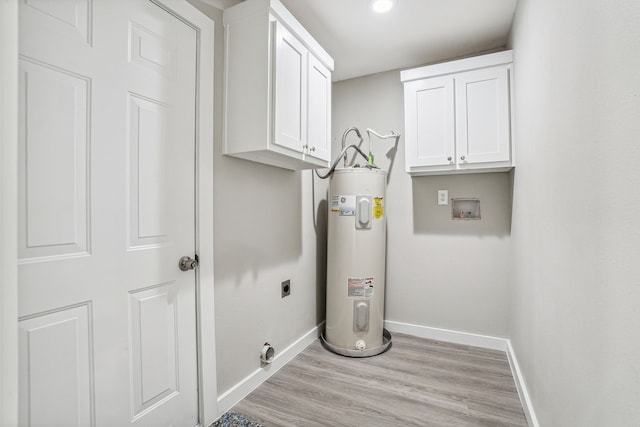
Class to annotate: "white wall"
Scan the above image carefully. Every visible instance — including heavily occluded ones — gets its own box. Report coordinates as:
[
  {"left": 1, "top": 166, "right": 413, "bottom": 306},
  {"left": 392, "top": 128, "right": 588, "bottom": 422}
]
[
  {"left": 187, "top": 1, "right": 329, "bottom": 396},
  {"left": 1, "top": 0, "right": 18, "bottom": 425},
  {"left": 509, "top": 0, "right": 640, "bottom": 424},
  {"left": 332, "top": 70, "right": 513, "bottom": 338}
]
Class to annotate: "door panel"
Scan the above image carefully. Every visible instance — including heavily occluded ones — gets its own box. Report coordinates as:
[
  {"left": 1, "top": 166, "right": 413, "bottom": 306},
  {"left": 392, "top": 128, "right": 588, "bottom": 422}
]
[
  {"left": 455, "top": 67, "right": 510, "bottom": 164},
  {"left": 22, "top": 0, "right": 91, "bottom": 45},
  {"left": 18, "top": 303, "right": 94, "bottom": 426},
  {"left": 127, "top": 93, "right": 171, "bottom": 249},
  {"left": 404, "top": 77, "right": 455, "bottom": 168},
  {"left": 274, "top": 21, "right": 307, "bottom": 153},
  {"left": 18, "top": 1, "right": 199, "bottom": 426},
  {"left": 129, "top": 283, "right": 179, "bottom": 419},
  {"left": 18, "top": 58, "right": 90, "bottom": 261},
  {"left": 129, "top": 20, "right": 178, "bottom": 79},
  {"left": 306, "top": 54, "right": 331, "bottom": 163}
]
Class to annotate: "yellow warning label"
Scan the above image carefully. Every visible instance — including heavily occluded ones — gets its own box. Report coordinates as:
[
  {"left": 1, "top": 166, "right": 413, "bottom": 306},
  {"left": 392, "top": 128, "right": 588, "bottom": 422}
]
[{"left": 373, "top": 197, "right": 384, "bottom": 219}]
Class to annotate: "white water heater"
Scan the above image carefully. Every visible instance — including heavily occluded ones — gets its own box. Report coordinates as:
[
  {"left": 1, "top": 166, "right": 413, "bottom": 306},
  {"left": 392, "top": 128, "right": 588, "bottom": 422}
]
[{"left": 323, "top": 167, "right": 391, "bottom": 357}]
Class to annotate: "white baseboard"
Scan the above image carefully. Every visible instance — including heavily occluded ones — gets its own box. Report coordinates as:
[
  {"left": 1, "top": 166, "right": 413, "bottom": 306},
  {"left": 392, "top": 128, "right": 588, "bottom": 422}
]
[
  {"left": 216, "top": 323, "right": 322, "bottom": 417},
  {"left": 506, "top": 341, "right": 540, "bottom": 427},
  {"left": 384, "top": 320, "right": 539, "bottom": 427},
  {"left": 384, "top": 320, "right": 509, "bottom": 351}
]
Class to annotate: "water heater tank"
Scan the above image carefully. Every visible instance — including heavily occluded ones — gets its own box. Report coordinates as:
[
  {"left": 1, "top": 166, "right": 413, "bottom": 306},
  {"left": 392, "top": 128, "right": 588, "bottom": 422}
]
[{"left": 323, "top": 167, "right": 391, "bottom": 357}]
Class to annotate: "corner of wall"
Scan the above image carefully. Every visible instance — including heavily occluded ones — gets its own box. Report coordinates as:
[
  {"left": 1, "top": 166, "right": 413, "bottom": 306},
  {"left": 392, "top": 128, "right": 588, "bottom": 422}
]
[{"left": 385, "top": 320, "right": 539, "bottom": 427}]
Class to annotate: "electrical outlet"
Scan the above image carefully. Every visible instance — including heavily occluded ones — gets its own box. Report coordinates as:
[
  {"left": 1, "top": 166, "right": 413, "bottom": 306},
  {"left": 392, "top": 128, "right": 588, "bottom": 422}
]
[
  {"left": 438, "top": 190, "right": 449, "bottom": 205},
  {"left": 281, "top": 280, "right": 291, "bottom": 298}
]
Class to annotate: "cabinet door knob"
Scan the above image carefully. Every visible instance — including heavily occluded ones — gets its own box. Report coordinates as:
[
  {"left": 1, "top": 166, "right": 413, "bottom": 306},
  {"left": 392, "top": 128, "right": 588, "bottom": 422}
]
[
  {"left": 447, "top": 156, "right": 452, "bottom": 161},
  {"left": 460, "top": 156, "right": 466, "bottom": 161},
  {"left": 310, "top": 146, "right": 316, "bottom": 152}
]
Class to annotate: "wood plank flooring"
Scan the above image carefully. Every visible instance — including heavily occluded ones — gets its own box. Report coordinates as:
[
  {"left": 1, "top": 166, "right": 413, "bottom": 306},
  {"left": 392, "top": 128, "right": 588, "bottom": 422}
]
[{"left": 230, "top": 332, "right": 528, "bottom": 426}]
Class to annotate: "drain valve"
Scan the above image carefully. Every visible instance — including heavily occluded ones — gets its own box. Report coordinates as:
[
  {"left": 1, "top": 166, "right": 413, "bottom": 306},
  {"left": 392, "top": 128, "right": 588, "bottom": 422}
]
[{"left": 260, "top": 342, "right": 275, "bottom": 364}]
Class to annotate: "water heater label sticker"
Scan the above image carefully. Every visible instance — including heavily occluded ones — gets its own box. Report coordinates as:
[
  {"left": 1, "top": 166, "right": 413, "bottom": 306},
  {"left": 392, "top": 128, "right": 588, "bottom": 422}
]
[
  {"left": 331, "top": 195, "right": 340, "bottom": 212},
  {"left": 337, "top": 195, "right": 356, "bottom": 216},
  {"left": 348, "top": 277, "right": 374, "bottom": 298},
  {"left": 373, "top": 197, "right": 384, "bottom": 219}
]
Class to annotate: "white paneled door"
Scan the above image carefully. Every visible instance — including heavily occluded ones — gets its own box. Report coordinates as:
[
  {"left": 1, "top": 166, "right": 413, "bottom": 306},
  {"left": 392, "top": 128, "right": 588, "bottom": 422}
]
[{"left": 18, "top": 1, "right": 199, "bottom": 426}]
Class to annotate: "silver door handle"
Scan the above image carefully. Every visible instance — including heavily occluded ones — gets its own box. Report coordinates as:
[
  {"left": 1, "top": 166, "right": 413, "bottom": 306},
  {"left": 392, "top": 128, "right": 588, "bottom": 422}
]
[{"left": 179, "top": 255, "right": 198, "bottom": 271}]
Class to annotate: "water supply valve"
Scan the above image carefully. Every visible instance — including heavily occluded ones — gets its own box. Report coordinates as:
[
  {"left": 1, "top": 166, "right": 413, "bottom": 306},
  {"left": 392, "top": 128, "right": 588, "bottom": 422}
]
[{"left": 260, "top": 342, "right": 275, "bottom": 364}]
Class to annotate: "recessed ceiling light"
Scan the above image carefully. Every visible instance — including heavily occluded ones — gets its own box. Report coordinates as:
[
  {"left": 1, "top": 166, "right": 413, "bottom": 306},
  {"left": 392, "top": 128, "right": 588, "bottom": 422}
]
[{"left": 370, "top": 0, "right": 396, "bottom": 14}]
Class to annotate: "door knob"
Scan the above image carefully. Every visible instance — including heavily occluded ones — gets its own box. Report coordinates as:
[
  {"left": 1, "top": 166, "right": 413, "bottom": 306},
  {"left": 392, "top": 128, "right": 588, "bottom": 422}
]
[
  {"left": 179, "top": 255, "right": 198, "bottom": 271},
  {"left": 460, "top": 156, "right": 466, "bottom": 161},
  {"left": 447, "top": 156, "right": 452, "bottom": 161}
]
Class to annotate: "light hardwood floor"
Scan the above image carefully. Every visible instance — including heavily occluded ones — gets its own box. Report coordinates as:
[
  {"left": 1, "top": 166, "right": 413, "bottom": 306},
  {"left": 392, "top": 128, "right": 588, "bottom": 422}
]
[{"left": 231, "top": 332, "right": 528, "bottom": 426}]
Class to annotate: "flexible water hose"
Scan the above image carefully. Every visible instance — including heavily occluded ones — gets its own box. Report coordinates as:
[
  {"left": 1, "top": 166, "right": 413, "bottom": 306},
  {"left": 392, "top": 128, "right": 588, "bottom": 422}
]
[{"left": 314, "top": 144, "right": 373, "bottom": 179}]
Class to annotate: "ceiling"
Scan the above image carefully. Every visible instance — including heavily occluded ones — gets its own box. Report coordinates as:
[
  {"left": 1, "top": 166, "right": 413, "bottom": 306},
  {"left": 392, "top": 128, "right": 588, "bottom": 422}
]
[{"left": 204, "top": 0, "right": 518, "bottom": 82}]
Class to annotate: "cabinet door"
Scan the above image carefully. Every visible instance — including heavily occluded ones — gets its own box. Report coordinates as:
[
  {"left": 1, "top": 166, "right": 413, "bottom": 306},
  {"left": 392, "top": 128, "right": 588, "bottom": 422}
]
[
  {"left": 455, "top": 66, "right": 510, "bottom": 165},
  {"left": 306, "top": 54, "right": 331, "bottom": 163},
  {"left": 404, "top": 76, "right": 455, "bottom": 168},
  {"left": 273, "top": 21, "right": 307, "bottom": 153}
]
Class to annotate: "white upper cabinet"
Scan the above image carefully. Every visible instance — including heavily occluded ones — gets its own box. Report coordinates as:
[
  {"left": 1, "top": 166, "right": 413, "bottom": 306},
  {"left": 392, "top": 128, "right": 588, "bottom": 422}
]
[
  {"left": 401, "top": 51, "right": 514, "bottom": 175},
  {"left": 223, "top": 0, "right": 333, "bottom": 170}
]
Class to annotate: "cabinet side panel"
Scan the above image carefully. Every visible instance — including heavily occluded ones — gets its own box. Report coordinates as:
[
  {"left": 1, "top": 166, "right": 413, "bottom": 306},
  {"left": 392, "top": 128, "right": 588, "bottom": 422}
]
[{"left": 224, "top": 14, "right": 270, "bottom": 154}]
